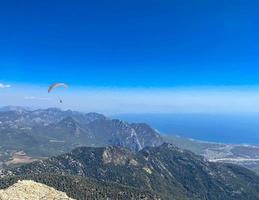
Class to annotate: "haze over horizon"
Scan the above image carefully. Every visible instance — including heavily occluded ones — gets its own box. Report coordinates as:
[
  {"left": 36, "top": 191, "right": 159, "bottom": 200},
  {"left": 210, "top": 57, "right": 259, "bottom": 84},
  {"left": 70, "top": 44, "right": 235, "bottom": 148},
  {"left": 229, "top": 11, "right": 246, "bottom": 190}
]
[{"left": 2, "top": 86, "right": 259, "bottom": 114}]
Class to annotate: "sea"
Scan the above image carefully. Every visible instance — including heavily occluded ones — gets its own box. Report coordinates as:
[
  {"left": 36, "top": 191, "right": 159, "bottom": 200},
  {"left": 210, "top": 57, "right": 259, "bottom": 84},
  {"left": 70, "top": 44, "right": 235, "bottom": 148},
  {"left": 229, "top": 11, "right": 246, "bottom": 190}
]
[{"left": 112, "top": 113, "right": 259, "bottom": 145}]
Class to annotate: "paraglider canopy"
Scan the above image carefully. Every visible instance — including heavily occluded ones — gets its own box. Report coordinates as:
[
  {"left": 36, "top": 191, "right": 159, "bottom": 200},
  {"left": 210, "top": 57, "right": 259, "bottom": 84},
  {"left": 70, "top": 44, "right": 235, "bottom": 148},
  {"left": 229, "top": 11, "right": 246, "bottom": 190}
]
[
  {"left": 48, "top": 83, "right": 68, "bottom": 103},
  {"left": 48, "top": 83, "right": 68, "bottom": 93}
]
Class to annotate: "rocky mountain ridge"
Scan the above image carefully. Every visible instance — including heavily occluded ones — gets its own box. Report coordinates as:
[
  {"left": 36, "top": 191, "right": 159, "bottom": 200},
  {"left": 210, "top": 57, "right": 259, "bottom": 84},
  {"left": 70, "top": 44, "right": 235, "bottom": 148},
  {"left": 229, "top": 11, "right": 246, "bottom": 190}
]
[{"left": 2, "top": 144, "right": 259, "bottom": 200}]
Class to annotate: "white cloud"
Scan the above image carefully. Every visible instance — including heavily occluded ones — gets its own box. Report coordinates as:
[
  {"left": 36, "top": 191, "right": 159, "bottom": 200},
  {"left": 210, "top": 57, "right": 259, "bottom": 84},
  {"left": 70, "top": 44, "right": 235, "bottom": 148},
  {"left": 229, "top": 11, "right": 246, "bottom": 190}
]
[
  {"left": 0, "top": 83, "right": 11, "bottom": 88},
  {"left": 24, "top": 96, "right": 50, "bottom": 101}
]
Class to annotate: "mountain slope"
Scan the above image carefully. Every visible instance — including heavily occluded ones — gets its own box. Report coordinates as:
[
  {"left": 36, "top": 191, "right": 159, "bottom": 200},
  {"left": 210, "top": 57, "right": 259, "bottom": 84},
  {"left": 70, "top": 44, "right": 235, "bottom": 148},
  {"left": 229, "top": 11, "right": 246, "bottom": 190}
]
[
  {"left": 2, "top": 144, "right": 259, "bottom": 200},
  {"left": 87, "top": 119, "right": 142, "bottom": 151},
  {"left": 0, "top": 174, "right": 159, "bottom": 200},
  {"left": 131, "top": 123, "right": 163, "bottom": 148}
]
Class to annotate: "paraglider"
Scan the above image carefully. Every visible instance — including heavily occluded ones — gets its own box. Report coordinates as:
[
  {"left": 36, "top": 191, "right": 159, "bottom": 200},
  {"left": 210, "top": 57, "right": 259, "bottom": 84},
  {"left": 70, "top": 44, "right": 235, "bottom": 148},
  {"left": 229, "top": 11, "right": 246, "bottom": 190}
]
[{"left": 48, "top": 83, "right": 68, "bottom": 103}]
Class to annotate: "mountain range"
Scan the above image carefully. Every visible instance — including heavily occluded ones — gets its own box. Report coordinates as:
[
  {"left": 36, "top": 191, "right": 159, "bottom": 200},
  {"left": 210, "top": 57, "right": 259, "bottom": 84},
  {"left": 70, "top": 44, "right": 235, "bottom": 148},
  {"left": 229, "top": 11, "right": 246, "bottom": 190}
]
[
  {"left": 1, "top": 144, "right": 259, "bottom": 200},
  {"left": 1, "top": 106, "right": 259, "bottom": 176},
  {"left": 1, "top": 106, "right": 259, "bottom": 199},
  {"left": 0, "top": 106, "right": 162, "bottom": 168}
]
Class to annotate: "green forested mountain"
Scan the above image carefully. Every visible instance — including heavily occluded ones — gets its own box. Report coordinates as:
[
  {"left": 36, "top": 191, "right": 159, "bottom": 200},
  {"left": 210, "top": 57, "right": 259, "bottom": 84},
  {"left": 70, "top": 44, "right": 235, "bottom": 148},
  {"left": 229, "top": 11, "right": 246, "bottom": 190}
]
[{"left": 2, "top": 144, "right": 259, "bottom": 200}]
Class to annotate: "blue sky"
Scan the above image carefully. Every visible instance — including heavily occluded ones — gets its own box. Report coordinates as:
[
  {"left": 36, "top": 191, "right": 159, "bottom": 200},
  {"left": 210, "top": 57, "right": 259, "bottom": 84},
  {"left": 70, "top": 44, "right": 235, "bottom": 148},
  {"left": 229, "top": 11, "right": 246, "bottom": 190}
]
[{"left": 1, "top": 0, "right": 259, "bottom": 113}]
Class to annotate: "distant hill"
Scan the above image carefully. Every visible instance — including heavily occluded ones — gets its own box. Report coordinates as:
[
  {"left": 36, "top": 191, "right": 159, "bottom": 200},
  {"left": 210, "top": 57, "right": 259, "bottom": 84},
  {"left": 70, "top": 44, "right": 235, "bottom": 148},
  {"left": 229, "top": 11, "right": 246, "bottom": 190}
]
[
  {"left": 2, "top": 144, "right": 259, "bottom": 200},
  {"left": 0, "top": 106, "right": 30, "bottom": 113},
  {"left": 0, "top": 108, "right": 163, "bottom": 168}
]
